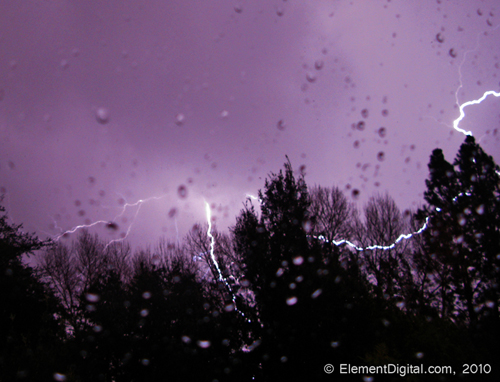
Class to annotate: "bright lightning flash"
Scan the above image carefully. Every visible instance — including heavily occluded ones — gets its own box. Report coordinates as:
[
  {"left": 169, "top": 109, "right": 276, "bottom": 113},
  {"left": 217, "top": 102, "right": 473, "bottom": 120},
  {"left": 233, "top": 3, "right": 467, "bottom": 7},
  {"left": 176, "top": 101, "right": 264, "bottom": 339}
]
[
  {"left": 204, "top": 201, "right": 248, "bottom": 321},
  {"left": 53, "top": 194, "right": 167, "bottom": 248},
  {"left": 453, "top": 90, "right": 500, "bottom": 136}
]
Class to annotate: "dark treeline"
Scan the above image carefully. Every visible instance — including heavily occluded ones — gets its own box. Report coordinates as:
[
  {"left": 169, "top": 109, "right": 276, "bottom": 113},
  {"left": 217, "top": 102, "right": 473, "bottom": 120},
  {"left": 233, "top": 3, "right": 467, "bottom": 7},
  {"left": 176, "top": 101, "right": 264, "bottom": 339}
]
[{"left": 1, "top": 136, "right": 499, "bottom": 381}]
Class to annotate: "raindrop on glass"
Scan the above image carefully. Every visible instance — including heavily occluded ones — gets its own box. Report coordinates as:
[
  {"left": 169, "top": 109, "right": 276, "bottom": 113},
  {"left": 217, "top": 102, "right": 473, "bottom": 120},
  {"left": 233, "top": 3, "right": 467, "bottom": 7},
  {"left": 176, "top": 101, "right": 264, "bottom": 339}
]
[
  {"left": 356, "top": 121, "right": 365, "bottom": 131},
  {"left": 377, "top": 151, "right": 385, "bottom": 161},
  {"left": 277, "top": 119, "right": 286, "bottom": 131},
  {"left": 197, "top": 340, "right": 211, "bottom": 348},
  {"left": 177, "top": 185, "right": 188, "bottom": 198},
  {"left": 95, "top": 107, "right": 110, "bottom": 124},
  {"left": 286, "top": 296, "right": 298, "bottom": 306},
  {"left": 85, "top": 293, "right": 100, "bottom": 303},
  {"left": 306, "top": 72, "right": 316, "bottom": 83},
  {"left": 378, "top": 127, "right": 386, "bottom": 138},
  {"left": 361, "top": 108, "right": 369, "bottom": 118},
  {"left": 175, "top": 113, "right": 185, "bottom": 126},
  {"left": 314, "top": 60, "right": 324, "bottom": 70}
]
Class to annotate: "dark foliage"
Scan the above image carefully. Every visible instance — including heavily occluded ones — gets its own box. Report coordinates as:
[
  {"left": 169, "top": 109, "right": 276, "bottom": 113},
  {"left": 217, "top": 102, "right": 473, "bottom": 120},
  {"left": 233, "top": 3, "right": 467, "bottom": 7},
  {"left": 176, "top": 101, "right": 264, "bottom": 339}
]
[{"left": 1, "top": 136, "right": 498, "bottom": 381}]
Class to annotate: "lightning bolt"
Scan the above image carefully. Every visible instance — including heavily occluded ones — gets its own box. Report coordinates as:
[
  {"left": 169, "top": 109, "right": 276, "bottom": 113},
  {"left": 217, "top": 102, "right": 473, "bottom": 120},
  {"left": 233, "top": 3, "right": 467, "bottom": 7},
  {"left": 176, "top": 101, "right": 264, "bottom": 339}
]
[
  {"left": 204, "top": 201, "right": 249, "bottom": 322},
  {"left": 53, "top": 194, "right": 168, "bottom": 248}
]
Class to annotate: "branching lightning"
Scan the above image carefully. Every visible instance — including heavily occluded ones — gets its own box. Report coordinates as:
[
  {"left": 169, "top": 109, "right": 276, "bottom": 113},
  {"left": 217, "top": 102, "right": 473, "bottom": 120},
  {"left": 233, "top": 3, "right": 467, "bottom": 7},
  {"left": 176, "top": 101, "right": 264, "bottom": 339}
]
[
  {"left": 204, "top": 201, "right": 249, "bottom": 321},
  {"left": 452, "top": 90, "right": 500, "bottom": 136},
  {"left": 53, "top": 194, "right": 167, "bottom": 248}
]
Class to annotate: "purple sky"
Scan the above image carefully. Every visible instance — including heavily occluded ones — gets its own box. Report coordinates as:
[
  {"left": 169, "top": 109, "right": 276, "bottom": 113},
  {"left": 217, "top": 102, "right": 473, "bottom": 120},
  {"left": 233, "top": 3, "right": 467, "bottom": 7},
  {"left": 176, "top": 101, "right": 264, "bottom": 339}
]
[{"left": 1, "top": 0, "right": 499, "bottom": 249}]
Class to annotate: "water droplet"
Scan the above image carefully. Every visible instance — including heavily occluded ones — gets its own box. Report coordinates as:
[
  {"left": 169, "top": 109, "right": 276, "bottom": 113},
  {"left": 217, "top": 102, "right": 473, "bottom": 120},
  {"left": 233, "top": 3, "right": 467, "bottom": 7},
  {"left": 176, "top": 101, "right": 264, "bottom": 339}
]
[
  {"left": 475, "top": 205, "right": 484, "bottom": 215},
  {"left": 361, "top": 108, "right": 369, "bottom": 118},
  {"left": 276, "top": 268, "right": 284, "bottom": 277},
  {"left": 60, "top": 59, "right": 69, "bottom": 69},
  {"left": 356, "top": 121, "right": 365, "bottom": 131},
  {"left": 53, "top": 373, "right": 67, "bottom": 381},
  {"left": 85, "top": 293, "right": 100, "bottom": 303},
  {"left": 289, "top": 282, "right": 296, "bottom": 290},
  {"left": 182, "top": 335, "right": 191, "bottom": 344},
  {"left": 381, "top": 109, "right": 389, "bottom": 117},
  {"left": 286, "top": 296, "right": 298, "bottom": 306},
  {"left": 175, "top": 113, "right": 185, "bottom": 126},
  {"left": 234, "top": 5, "right": 243, "bottom": 13},
  {"left": 142, "top": 359, "right": 150, "bottom": 366},
  {"left": 377, "top": 151, "right": 385, "bottom": 161},
  {"left": 351, "top": 189, "right": 360, "bottom": 200},
  {"left": 363, "top": 377, "right": 374, "bottom": 382},
  {"left": 378, "top": 127, "right": 386, "bottom": 138},
  {"left": 197, "top": 340, "right": 211, "bottom": 348},
  {"left": 276, "top": 7, "right": 285, "bottom": 17},
  {"left": 95, "top": 107, "right": 110, "bottom": 124},
  {"left": 177, "top": 185, "right": 188, "bottom": 198},
  {"left": 306, "top": 72, "right": 316, "bottom": 83},
  {"left": 224, "top": 303, "right": 235, "bottom": 312},
  {"left": 93, "top": 325, "right": 103, "bottom": 333},
  {"left": 330, "top": 341, "right": 340, "bottom": 348},
  {"left": 220, "top": 110, "right": 229, "bottom": 118},
  {"left": 106, "top": 222, "right": 119, "bottom": 231},
  {"left": 353, "top": 140, "right": 360, "bottom": 148},
  {"left": 280, "top": 356, "right": 288, "bottom": 362},
  {"left": 415, "top": 352, "right": 424, "bottom": 359},
  {"left": 436, "top": 33, "right": 445, "bottom": 43},
  {"left": 314, "top": 60, "right": 324, "bottom": 70},
  {"left": 449, "top": 48, "right": 457, "bottom": 58},
  {"left": 293, "top": 256, "right": 304, "bottom": 265},
  {"left": 142, "top": 291, "right": 152, "bottom": 299},
  {"left": 311, "top": 289, "right": 322, "bottom": 299},
  {"left": 277, "top": 119, "right": 286, "bottom": 131},
  {"left": 140, "top": 309, "right": 149, "bottom": 317}
]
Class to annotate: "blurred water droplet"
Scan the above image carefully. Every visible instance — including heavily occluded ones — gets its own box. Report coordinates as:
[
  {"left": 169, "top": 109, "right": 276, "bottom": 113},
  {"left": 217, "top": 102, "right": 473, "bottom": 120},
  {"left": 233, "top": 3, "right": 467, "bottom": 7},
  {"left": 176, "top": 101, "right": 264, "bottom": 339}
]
[
  {"left": 377, "top": 151, "right": 385, "bottom": 161},
  {"left": 220, "top": 110, "right": 229, "bottom": 118},
  {"left": 276, "top": 268, "right": 284, "bottom": 277},
  {"left": 286, "top": 296, "right": 298, "bottom": 306},
  {"left": 330, "top": 341, "right": 340, "bottom": 348},
  {"left": 140, "top": 309, "right": 149, "bottom": 317},
  {"left": 293, "top": 256, "right": 304, "bottom": 265},
  {"left": 351, "top": 189, "right": 360, "bottom": 200},
  {"left": 306, "top": 72, "right": 316, "bottom": 83},
  {"left": 168, "top": 208, "right": 178, "bottom": 218},
  {"left": 96, "top": 107, "right": 110, "bottom": 124},
  {"left": 449, "top": 48, "right": 457, "bottom": 58},
  {"left": 197, "top": 340, "right": 211, "bottom": 348},
  {"left": 142, "top": 291, "right": 152, "bottom": 299},
  {"left": 60, "top": 59, "right": 69, "bottom": 69},
  {"left": 378, "top": 127, "right": 386, "bottom": 138},
  {"left": 175, "top": 113, "right": 185, "bottom": 126},
  {"left": 142, "top": 359, "right": 150, "bottom": 366},
  {"left": 475, "top": 204, "right": 484, "bottom": 215},
  {"left": 363, "top": 377, "right": 374, "bottom": 382},
  {"left": 381, "top": 109, "right": 389, "bottom": 117},
  {"left": 224, "top": 303, "right": 235, "bottom": 312},
  {"left": 311, "top": 289, "right": 322, "bottom": 299},
  {"left": 277, "top": 119, "right": 286, "bottom": 131},
  {"left": 436, "top": 33, "right": 445, "bottom": 43},
  {"left": 85, "top": 293, "right": 100, "bottom": 303},
  {"left": 361, "top": 108, "right": 369, "bottom": 118},
  {"left": 53, "top": 373, "right": 67, "bottom": 381},
  {"left": 314, "top": 60, "right": 324, "bottom": 70},
  {"left": 177, "top": 185, "right": 188, "bottom": 198},
  {"left": 234, "top": 5, "right": 243, "bottom": 13},
  {"left": 182, "top": 335, "right": 191, "bottom": 344},
  {"left": 356, "top": 121, "right": 365, "bottom": 131},
  {"left": 415, "top": 352, "right": 424, "bottom": 359},
  {"left": 276, "top": 7, "right": 285, "bottom": 16}
]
